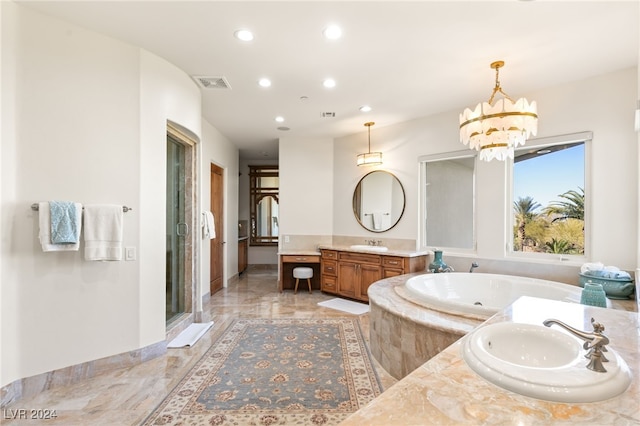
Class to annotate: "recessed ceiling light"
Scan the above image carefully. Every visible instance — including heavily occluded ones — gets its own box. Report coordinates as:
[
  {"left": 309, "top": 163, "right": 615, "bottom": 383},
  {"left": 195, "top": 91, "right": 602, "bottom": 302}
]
[
  {"left": 275, "top": 116, "right": 284, "bottom": 123},
  {"left": 277, "top": 126, "right": 290, "bottom": 131},
  {"left": 323, "top": 24, "right": 342, "bottom": 40},
  {"left": 234, "top": 29, "right": 254, "bottom": 41},
  {"left": 359, "top": 105, "right": 372, "bottom": 112},
  {"left": 323, "top": 78, "right": 336, "bottom": 88},
  {"left": 258, "top": 78, "right": 271, "bottom": 87},
  {"left": 536, "top": 149, "right": 552, "bottom": 154}
]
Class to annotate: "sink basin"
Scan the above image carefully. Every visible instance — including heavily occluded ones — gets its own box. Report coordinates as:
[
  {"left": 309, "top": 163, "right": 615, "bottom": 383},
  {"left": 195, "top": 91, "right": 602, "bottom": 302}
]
[
  {"left": 349, "top": 245, "right": 388, "bottom": 252},
  {"left": 462, "top": 322, "right": 632, "bottom": 403}
]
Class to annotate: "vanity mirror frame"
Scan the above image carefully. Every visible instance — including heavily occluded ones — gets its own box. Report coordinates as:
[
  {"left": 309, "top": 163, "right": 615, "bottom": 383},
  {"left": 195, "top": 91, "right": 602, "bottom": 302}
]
[
  {"left": 249, "top": 165, "right": 279, "bottom": 246},
  {"left": 352, "top": 170, "right": 406, "bottom": 233}
]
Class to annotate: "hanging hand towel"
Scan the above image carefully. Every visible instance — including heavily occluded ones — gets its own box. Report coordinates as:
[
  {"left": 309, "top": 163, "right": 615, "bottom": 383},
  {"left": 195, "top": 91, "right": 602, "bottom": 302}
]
[
  {"left": 38, "top": 201, "right": 82, "bottom": 252},
  {"left": 372, "top": 212, "right": 383, "bottom": 230},
  {"left": 202, "top": 211, "right": 216, "bottom": 240},
  {"left": 83, "top": 204, "right": 123, "bottom": 261},
  {"left": 50, "top": 201, "right": 81, "bottom": 244}
]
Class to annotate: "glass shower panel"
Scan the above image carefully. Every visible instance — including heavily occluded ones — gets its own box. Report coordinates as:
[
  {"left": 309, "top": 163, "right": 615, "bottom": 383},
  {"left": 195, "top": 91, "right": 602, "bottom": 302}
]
[{"left": 166, "top": 137, "right": 186, "bottom": 324}]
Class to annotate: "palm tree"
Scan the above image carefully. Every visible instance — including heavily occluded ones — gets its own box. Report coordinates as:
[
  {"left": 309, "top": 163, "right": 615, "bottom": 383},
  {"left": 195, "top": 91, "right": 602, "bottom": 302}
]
[
  {"left": 544, "top": 238, "right": 574, "bottom": 254},
  {"left": 544, "top": 187, "right": 584, "bottom": 222},
  {"left": 514, "top": 196, "right": 541, "bottom": 250}
]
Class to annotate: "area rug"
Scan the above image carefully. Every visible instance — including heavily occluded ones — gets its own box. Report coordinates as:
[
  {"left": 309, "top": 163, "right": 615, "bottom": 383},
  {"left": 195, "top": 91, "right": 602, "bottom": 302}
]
[
  {"left": 317, "top": 298, "right": 370, "bottom": 315},
  {"left": 142, "top": 318, "right": 382, "bottom": 426}
]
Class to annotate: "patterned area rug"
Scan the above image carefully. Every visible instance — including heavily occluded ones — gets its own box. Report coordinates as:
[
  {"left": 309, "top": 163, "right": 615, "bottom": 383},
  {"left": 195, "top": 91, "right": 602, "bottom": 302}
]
[{"left": 142, "top": 318, "right": 382, "bottom": 426}]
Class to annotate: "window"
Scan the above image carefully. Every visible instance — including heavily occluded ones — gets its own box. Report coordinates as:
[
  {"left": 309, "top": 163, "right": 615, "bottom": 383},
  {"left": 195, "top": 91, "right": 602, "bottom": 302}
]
[
  {"left": 249, "top": 165, "right": 279, "bottom": 246},
  {"left": 420, "top": 152, "right": 476, "bottom": 250},
  {"left": 510, "top": 132, "right": 590, "bottom": 258}
]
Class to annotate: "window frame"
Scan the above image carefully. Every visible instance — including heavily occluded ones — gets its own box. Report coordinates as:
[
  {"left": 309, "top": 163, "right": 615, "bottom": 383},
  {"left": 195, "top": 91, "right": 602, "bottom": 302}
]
[
  {"left": 506, "top": 131, "right": 592, "bottom": 263},
  {"left": 418, "top": 150, "right": 477, "bottom": 254}
]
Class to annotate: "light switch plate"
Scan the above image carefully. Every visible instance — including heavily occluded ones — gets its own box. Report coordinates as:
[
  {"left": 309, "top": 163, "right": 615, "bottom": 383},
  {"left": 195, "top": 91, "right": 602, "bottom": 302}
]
[{"left": 125, "top": 247, "right": 136, "bottom": 261}]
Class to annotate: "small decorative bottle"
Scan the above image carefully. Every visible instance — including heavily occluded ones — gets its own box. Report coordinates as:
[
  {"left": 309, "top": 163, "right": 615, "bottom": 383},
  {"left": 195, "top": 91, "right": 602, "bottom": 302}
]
[
  {"left": 428, "top": 250, "right": 448, "bottom": 273},
  {"left": 580, "top": 282, "right": 607, "bottom": 308}
]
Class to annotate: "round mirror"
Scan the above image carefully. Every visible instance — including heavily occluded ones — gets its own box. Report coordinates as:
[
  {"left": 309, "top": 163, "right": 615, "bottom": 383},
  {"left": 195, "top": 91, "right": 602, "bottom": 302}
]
[{"left": 352, "top": 170, "right": 406, "bottom": 233}]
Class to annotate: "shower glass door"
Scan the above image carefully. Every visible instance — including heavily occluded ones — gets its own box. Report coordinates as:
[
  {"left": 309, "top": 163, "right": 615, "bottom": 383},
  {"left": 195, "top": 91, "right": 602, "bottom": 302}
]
[{"left": 166, "top": 136, "right": 186, "bottom": 324}]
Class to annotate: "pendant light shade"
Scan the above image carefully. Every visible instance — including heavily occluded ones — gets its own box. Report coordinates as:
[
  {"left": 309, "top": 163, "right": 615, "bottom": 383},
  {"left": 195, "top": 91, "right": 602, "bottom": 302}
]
[
  {"left": 459, "top": 61, "right": 538, "bottom": 161},
  {"left": 357, "top": 122, "right": 383, "bottom": 166}
]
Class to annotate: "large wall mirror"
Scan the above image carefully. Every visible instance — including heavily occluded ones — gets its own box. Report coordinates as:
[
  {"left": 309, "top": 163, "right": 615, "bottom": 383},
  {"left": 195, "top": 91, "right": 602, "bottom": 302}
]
[
  {"left": 420, "top": 153, "right": 475, "bottom": 249},
  {"left": 353, "top": 170, "right": 406, "bottom": 233},
  {"left": 249, "top": 165, "right": 279, "bottom": 246}
]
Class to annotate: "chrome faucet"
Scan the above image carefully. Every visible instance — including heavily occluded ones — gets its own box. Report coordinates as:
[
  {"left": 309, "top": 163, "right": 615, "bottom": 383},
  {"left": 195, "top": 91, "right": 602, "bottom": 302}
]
[
  {"left": 469, "top": 262, "right": 479, "bottom": 273},
  {"left": 543, "top": 317, "right": 610, "bottom": 373},
  {"left": 365, "top": 239, "right": 382, "bottom": 246},
  {"left": 436, "top": 265, "right": 454, "bottom": 273}
]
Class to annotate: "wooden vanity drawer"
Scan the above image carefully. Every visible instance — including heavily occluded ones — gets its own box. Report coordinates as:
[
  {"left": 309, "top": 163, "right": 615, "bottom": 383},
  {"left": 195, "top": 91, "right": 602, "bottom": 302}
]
[
  {"left": 281, "top": 255, "right": 320, "bottom": 263},
  {"left": 338, "top": 251, "right": 381, "bottom": 265},
  {"left": 321, "top": 275, "right": 337, "bottom": 292},
  {"left": 321, "top": 250, "right": 337, "bottom": 260},
  {"left": 382, "top": 256, "right": 405, "bottom": 269},
  {"left": 322, "top": 260, "right": 337, "bottom": 276}
]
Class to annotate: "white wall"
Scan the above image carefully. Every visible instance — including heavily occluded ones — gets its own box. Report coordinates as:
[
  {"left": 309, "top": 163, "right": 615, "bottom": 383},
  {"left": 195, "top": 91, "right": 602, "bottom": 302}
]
[
  {"left": 1, "top": 3, "right": 203, "bottom": 386},
  {"left": 279, "top": 137, "right": 334, "bottom": 238},
  {"left": 200, "top": 120, "right": 239, "bottom": 293},
  {"left": 333, "top": 68, "right": 638, "bottom": 269}
]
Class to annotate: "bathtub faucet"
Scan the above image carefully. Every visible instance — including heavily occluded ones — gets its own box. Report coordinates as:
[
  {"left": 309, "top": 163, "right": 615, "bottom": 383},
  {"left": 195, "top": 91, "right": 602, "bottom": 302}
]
[
  {"left": 543, "top": 317, "right": 610, "bottom": 373},
  {"left": 436, "top": 265, "right": 454, "bottom": 273},
  {"left": 469, "top": 262, "right": 479, "bottom": 273}
]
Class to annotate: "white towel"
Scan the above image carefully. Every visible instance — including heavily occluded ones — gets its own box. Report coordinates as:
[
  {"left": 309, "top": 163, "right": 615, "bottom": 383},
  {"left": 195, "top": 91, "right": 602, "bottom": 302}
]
[
  {"left": 202, "top": 211, "right": 215, "bottom": 240},
  {"left": 38, "top": 201, "right": 82, "bottom": 252},
  {"left": 83, "top": 204, "right": 123, "bottom": 261}
]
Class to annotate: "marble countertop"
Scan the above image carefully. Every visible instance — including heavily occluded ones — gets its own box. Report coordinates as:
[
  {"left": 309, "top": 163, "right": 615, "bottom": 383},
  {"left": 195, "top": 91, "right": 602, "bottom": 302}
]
[
  {"left": 341, "top": 296, "right": 640, "bottom": 425},
  {"left": 278, "top": 250, "right": 322, "bottom": 256},
  {"left": 317, "top": 245, "right": 429, "bottom": 257}
]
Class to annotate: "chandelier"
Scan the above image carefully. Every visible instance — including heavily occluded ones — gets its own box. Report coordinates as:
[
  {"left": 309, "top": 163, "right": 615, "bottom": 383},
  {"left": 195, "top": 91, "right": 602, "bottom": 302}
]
[
  {"left": 357, "top": 122, "right": 383, "bottom": 166},
  {"left": 459, "top": 61, "right": 538, "bottom": 161}
]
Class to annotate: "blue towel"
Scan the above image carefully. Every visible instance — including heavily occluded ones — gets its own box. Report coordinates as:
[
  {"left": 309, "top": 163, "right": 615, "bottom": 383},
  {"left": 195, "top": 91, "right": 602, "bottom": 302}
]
[{"left": 50, "top": 201, "right": 80, "bottom": 244}]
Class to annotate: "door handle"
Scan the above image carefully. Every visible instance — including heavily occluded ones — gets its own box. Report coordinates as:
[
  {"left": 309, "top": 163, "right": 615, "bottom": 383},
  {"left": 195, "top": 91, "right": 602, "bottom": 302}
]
[{"left": 176, "top": 222, "right": 189, "bottom": 236}]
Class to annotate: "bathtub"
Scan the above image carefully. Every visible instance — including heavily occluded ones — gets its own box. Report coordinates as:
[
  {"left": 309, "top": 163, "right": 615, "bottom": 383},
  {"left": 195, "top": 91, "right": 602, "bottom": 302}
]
[{"left": 395, "top": 273, "right": 586, "bottom": 319}]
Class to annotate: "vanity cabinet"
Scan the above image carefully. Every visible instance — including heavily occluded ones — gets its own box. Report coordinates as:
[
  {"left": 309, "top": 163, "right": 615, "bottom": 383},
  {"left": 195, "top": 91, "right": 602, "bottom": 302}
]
[{"left": 321, "top": 249, "right": 427, "bottom": 302}]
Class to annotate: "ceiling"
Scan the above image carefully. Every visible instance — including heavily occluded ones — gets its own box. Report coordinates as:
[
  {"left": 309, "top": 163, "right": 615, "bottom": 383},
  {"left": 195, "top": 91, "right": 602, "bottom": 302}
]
[{"left": 16, "top": 1, "right": 639, "bottom": 160}]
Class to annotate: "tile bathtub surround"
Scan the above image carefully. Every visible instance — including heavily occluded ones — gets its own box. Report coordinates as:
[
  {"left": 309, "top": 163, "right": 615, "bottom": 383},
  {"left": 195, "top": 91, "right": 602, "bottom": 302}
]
[
  {"left": 368, "top": 273, "right": 482, "bottom": 379},
  {"left": 342, "top": 296, "right": 640, "bottom": 425},
  {"left": 0, "top": 269, "right": 397, "bottom": 425}
]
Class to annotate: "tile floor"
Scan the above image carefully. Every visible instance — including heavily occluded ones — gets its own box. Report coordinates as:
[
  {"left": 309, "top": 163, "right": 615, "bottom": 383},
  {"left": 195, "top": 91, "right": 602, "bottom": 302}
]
[{"left": 2, "top": 268, "right": 397, "bottom": 425}]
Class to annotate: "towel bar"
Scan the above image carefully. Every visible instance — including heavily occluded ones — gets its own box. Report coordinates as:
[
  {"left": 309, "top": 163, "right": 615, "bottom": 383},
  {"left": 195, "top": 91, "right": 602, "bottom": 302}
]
[{"left": 31, "top": 203, "right": 132, "bottom": 212}]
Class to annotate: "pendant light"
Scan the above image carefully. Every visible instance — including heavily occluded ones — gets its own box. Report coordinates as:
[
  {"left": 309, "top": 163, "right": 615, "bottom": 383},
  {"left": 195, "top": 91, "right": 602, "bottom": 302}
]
[{"left": 357, "top": 122, "right": 383, "bottom": 166}]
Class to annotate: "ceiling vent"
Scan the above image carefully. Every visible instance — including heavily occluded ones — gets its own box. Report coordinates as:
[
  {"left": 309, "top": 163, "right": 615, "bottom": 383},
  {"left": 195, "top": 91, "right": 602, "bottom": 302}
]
[
  {"left": 192, "top": 76, "right": 232, "bottom": 90},
  {"left": 321, "top": 112, "right": 336, "bottom": 118}
]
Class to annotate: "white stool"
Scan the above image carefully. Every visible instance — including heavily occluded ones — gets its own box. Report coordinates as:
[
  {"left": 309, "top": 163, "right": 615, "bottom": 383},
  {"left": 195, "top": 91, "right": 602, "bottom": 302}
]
[{"left": 293, "top": 267, "right": 313, "bottom": 294}]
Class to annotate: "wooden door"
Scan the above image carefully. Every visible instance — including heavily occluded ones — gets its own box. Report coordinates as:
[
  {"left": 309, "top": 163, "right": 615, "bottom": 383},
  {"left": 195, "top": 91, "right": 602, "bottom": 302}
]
[
  {"left": 337, "top": 262, "right": 358, "bottom": 298},
  {"left": 210, "top": 164, "right": 224, "bottom": 295},
  {"left": 359, "top": 264, "right": 382, "bottom": 301}
]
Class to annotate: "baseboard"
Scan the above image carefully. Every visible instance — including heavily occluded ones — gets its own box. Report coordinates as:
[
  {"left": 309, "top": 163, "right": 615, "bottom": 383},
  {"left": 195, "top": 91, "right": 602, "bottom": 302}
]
[{"left": 0, "top": 340, "right": 166, "bottom": 408}]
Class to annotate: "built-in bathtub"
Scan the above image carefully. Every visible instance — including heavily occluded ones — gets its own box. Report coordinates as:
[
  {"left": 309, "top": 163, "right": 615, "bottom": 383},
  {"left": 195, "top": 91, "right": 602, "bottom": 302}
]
[
  {"left": 368, "top": 272, "right": 587, "bottom": 380},
  {"left": 395, "top": 273, "right": 586, "bottom": 320}
]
